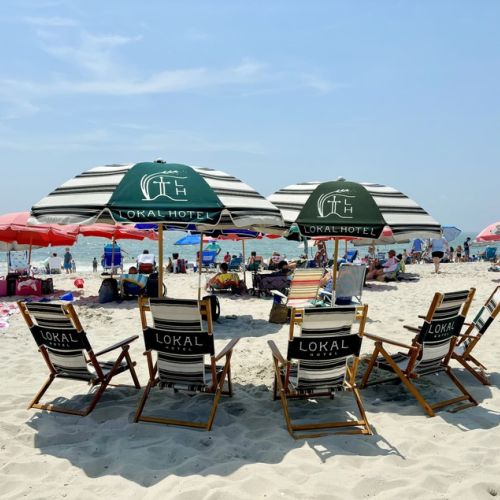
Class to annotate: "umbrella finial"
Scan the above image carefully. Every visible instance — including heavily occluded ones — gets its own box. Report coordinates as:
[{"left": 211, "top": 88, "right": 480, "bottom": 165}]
[
  {"left": 336, "top": 176, "right": 346, "bottom": 181},
  {"left": 154, "top": 158, "right": 166, "bottom": 163}
]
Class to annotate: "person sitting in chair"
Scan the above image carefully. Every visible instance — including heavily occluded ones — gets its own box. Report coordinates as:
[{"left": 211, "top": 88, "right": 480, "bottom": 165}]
[
  {"left": 366, "top": 249, "right": 399, "bottom": 281},
  {"left": 206, "top": 263, "right": 246, "bottom": 293},
  {"left": 137, "top": 249, "right": 156, "bottom": 273}
]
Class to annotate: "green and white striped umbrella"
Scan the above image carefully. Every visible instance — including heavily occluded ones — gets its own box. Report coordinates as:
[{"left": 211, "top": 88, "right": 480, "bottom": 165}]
[
  {"left": 268, "top": 179, "right": 441, "bottom": 240},
  {"left": 29, "top": 162, "right": 284, "bottom": 232}
]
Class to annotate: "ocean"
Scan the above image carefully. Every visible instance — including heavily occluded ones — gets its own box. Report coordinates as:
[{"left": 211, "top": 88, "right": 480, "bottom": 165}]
[{"left": 1, "top": 230, "right": 495, "bottom": 274}]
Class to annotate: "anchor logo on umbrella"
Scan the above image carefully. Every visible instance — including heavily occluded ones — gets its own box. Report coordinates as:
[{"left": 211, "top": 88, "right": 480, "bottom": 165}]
[{"left": 140, "top": 171, "right": 189, "bottom": 202}]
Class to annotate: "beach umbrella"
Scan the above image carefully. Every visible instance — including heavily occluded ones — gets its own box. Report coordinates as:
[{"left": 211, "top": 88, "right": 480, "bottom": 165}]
[
  {"left": 269, "top": 178, "right": 441, "bottom": 287},
  {"left": 74, "top": 223, "right": 157, "bottom": 241},
  {"left": 29, "top": 162, "right": 284, "bottom": 296},
  {"left": 442, "top": 226, "right": 462, "bottom": 242},
  {"left": 476, "top": 222, "right": 500, "bottom": 242},
  {"left": 174, "top": 234, "right": 201, "bottom": 245}
]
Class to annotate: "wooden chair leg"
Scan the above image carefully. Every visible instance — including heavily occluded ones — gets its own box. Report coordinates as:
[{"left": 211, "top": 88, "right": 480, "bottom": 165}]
[
  {"left": 124, "top": 351, "right": 141, "bottom": 389},
  {"left": 454, "top": 356, "right": 491, "bottom": 385},
  {"left": 207, "top": 358, "right": 232, "bottom": 431},
  {"left": 28, "top": 375, "right": 55, "bottom": 410},
  {"left": 359, "top": 346, "right": 381, "bottom": 389},
  {"left": 352, "top": 387, "right": 372, "bottom": 435},
  {"left": 134, "top": 380, "right": 154, "bottom": 423},
  {"left": 445, "top": 368, "right": 478, "bottom": 407}
]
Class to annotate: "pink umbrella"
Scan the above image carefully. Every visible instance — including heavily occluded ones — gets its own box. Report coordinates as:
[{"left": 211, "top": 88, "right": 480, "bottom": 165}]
[
  {"left": 476, "top": 222, "right": 500, "bottom": 242},
  {"left": 73, "top": 223, "right": 157, "bottom": 241}
]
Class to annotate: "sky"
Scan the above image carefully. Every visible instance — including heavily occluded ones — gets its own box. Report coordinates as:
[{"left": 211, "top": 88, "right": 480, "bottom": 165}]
[{"left": 0, "top": 0, "right": 499, "bottom": 232}]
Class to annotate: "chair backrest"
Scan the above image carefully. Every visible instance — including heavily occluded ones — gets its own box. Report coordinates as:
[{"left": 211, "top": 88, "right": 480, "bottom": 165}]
[
  {"left": 138, "top": 262, "right": 154, "bottom": 274},
  {"left": 8, "top": 251, "right": 29, "bottom": 273},
  {"left": 145, "top": 298, "right": 214, "bottom": 388},
  {"left": 228, "top": 257, "right": 242, "bottom": 269},
  {"left": 287, "top": 268, "right": 324, "bottom": 307},
  {"left": 20, "top": 302, "right": 93, "bottom": 380},
  {"left": 104, "top": 245, "right": 122, "bottom": 266},
  {"left": 485, "top": 247, "right": 497, "bottom": 260},
  {"left": 287, "top": 306, "right": 364, "bottom": 390},
  {"left": 463, "top": 286, "right": 500, "bottom": 348},
  {"left": 336, "top": 264, "right": 366, "bottom": 301},
  {"left": 376, "top": 251, "right": 386, "bottom": 261},
  {"left": 201, "top": 250, "right": 217, "bottom": 265},
  {"left": 415, "top": 289, "right": 474, "bottom": 373},
  {"left": 345, "top": 250, "right": 359, "bottom": 263}
]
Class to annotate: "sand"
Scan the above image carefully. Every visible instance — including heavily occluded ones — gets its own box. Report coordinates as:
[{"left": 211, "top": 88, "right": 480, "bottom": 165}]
[{"left": 1, "top": 262, "right": 499, "bottom": 499}]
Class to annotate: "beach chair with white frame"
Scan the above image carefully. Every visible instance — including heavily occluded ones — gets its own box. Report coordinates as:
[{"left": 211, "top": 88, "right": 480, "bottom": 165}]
[
  {"left": 135, "top": 297, "right": 239, "bottom": 430},
  {"left": 268, "top": 305, "right": 372, "bottom": 439},
  {"left": 18, "top": 301, "right": 140, "bottom": 416},
  {"left": 360, "top": 289, "right": 478, "bottom": 416}
]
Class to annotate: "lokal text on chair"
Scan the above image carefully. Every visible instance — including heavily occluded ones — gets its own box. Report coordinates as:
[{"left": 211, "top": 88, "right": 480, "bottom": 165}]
[{"left": 17, "top": 301, "right": 140, "bottom": 416}]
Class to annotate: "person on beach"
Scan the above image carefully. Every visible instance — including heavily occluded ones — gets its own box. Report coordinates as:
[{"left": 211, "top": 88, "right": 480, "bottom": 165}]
[
  {"left": 92, "top": 257, "right": 98, "bottom": 272},
  {"left": 206, "top": 262, "right": 246, "bottom": 293},
  {"left": 455, "top": 245, "right": 463, "bottom": 262},
  {"left": 314, "top": 241, "right": 328, "bottom": 268},
  {"left": 63, "top": 248, "right": 73, "bottom": 274},
  {"left": 205, "top": 240, "right": 222, "bottom": 256},
  {"left": 429, "top": 236, "right": 449, "bottom": 274},
  {"left": 366, "top": 249, "right": 399, "bottom": 281},
  {"left": 223, "top": 252, "right": 231, "bottom": 264},
  {"left": 411, "top": 238, "right": 424, "bottom": 263},
  {"left": 463, "top": 237, "right": 471, "bottom": 261}
]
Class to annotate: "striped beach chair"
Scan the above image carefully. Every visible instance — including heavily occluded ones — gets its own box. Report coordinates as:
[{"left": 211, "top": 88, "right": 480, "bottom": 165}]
[
  {"left": 135, "top": 297, "right": 239, "bottom": 430},
  {"left": 272, "top": 268, "right": 324, "bottom": 309},
  {"left": 268, "top": 305, "right": 371, "bottom": 439},
  {"left": 360, "top": 289, "right": 477, "bottom": 416},
  {"left": 18, "top": 301, "right": 140, "bottom": 416},
  {"left": 452, "top": 286, "right": 500, "bottom": 385}
]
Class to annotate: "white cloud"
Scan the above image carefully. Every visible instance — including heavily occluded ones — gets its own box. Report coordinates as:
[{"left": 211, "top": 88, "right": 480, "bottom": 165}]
[{"left": 24, "top": 16, "right": 78, "bottom": 27}]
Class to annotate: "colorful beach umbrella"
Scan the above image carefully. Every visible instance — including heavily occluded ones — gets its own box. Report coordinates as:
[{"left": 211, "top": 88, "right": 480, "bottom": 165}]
[
  {"left": 442, "top": 226, "right": 462, "bottom": 242},
  {"left": 74, "top": 223, "right": 157, "bottom": 241},
  {"left": 29, "top": 161, "right": 284, "bottom": 296},
  {"left": 476, "top": 222, "right": 500, "bottom": 242},
  {"left": 174, "top": 234, "right": 201, "bottom": 246}
]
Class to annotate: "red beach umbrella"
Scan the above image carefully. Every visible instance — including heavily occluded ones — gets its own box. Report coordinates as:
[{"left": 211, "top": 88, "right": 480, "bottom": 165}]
[{"left": 476, "top": 222, "right": 500, "bottom": 242}]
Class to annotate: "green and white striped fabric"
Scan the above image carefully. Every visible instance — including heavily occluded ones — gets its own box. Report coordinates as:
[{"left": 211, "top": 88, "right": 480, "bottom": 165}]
[
  {"left": 269, "top": 180, "right": 441, "bottom": 240},
  {"left": 29, "top": 162, "right": 284, "bottom": 233}
]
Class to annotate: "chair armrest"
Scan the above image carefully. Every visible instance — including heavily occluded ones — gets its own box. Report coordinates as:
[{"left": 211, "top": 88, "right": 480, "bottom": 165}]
[
  {"left": 94, "top": 335, "right": 139, "bottom": 357},
  {"left": 364, "top": 332, "right": 415, "bottom": 350},
  {"left": 270, "top": 290, "right": 287, "bottom": 299},
  {"left": 268, "top": 340, "right": 287, "bottom": 365},
  {"left": 417, "top": 315, "right": 426, "bottom": 320},
  {"left": 321, "top": 290, "right": 333, "bottom": 296},
  {"left": 403, "top": 325, "right": 421, "bottom": 333},
  {"left": 214, "top": 338, "right": 240, "bottom": 362}
]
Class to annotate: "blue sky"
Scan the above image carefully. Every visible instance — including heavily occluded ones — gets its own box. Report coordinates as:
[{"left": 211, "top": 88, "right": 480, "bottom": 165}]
[{"left": 1, "top": 0, "right": 499, "bottom": 231}]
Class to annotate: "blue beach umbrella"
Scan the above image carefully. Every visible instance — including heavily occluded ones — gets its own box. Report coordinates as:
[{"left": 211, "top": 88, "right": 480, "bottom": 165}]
[
  {"left": 174, "top": 234, "right": 201, "bottom": 245},
  {"left": 442, "top": 226, "right": 461, "bottom": 242}
]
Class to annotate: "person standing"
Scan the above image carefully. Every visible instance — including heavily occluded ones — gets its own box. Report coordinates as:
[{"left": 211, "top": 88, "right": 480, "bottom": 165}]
[
  {"left": 429, "top": 236, "right": 449, "bottom": 274},
  {"left": 92, "top": 257, "right": 98, "bottom": 272},
  {"left": 63, "top": 248, "right": 73, "bottom": 274},
  {"left": 463, "top": 237, "right": 471, "bottom": 261}
]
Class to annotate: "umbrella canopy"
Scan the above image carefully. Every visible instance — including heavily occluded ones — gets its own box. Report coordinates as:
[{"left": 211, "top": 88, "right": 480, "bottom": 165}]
[
  {"left": 0, "top": 211, "right": 78, "bottom": 247},
  {"left": 175, "top": 234, "right": 201, "bottom": 245},
  {"left": 476, "top": 222, "right": 500, "bottom": 242},
  {"left": 74, "top": 223, "right": 157, "bottom": 241},
  {"left": 29, "top": 162, "right": 284, "bottom": 232},
  {"left": 442, "top": 226, "right": 462, "bottom": 242},
  {"left": 268, "top": 179, "right": 441, "bottom": 241},
  {"left": 352, "top": 226, "right": 410, "bottom": 246}
]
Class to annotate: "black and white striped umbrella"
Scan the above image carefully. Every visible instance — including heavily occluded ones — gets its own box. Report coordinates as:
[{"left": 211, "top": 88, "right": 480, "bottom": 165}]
[
  {"left": 29, "top": 162, "right": 284, "bottom": 232},
  {"left": 268, "top": 179, "right": 441, "bottom": 241}
]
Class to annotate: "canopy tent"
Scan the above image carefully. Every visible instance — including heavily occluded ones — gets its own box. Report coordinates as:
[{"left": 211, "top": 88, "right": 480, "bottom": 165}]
[
  {"left": 269, "top": 178, "right": 441, "bottom": 287},
  {"left": 29, "top": 161, "right": 284, "bottom": 296}
]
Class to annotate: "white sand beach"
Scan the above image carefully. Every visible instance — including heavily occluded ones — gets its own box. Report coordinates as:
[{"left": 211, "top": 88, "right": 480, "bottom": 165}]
[{"left": 1, "top": 262, "right": 500, "bottom": 499}]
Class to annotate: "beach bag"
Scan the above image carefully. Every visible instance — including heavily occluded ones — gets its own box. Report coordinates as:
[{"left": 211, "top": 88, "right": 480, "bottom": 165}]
[
  {"left": 98, "top": 278, "right": 118, "bottom": 303},
  {"left": 269, "top": 302, "right": 288, "bottom": 324},
  {"left": 202, "top": 294, "right": 220, "bottom": 322},
  {"left": 7, "top": 273, "right": 19, "bottom": 296},
  {"left": 16, "top": 277, "right": 43, "bottom": 296},
  {"left": 41, "top": 278, "right": 54, "bottom": 295},
  {"left": 0, "top": 277, "right": 7, "bottom": 297},
  {"left": 145, "top": 273, "right": 160, "bottom": 297}
]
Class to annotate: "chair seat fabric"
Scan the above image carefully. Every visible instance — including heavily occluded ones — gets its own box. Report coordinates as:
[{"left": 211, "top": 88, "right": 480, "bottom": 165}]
[
  {"left": 281, "top": 365, "right": 346, "bottom": 395},
  {"left": 375, "top": 352, "right": 446, "bottom": 375},
  {"left": 159, "top": 364, "right": 224, "bottom": 392}
]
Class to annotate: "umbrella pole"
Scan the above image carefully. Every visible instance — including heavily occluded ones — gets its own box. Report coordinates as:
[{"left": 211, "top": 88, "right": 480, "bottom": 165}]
[
  {"left": 198, "top": 232, "right": 204, "bottom": 301},
  {"left": 158, "top": 224, "right": 164, "bottom": 298},
  {"left": 242, "top": 239, "right": 246, "bottom": 286},
  {"left": 111, "top": 236, "right": 116, "bottom": 278},
  {"left": 332, "top": 239, "right": 339, "bottom": 290},
  {"left": 28, "top": 235, "right": 33, "bottom": 269}
]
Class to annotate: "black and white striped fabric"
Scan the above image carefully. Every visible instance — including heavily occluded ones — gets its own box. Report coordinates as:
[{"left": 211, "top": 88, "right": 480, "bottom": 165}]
[
  {"left": 456, "top": 286, "right": 500, "bottom": 355},
  {"left": 268, "top": 181, "right": 441, "bottom": 240},
  {"left": 148, "top": 298, "right": 215, "bottom": 391},
  {"left": 29, "top": 163, "right": 284, "bottom": 233},
  {"left": 25, "top": 302, "right": 92, "bottom": 380},
  {"left": 287, "top": 307, "right": 358, "bottom": 393},
  {"left": 377, "top": 290, "right": 470, "bottom": 375}
]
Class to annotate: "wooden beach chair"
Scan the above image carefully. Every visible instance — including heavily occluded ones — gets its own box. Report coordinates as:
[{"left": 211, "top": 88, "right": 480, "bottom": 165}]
[
  {"left": 272, "top": 268, "right": 324, "bottom": 309},
  {"left": 452, "top": 285, "right": 500, "bottom": 385},
  {"left": 268, "top": 305, "right": 372, "bottom": 439},
  {"left": 134, "top": 297, "right": 239, "bottom": 430},
  {"left": 360, "top": 289, "right": 477, "bottom": 416},
  {"left": 18, "top": 301, "right": 140, "bottom": 416}
]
